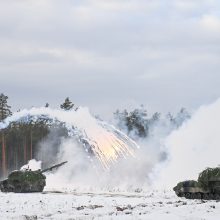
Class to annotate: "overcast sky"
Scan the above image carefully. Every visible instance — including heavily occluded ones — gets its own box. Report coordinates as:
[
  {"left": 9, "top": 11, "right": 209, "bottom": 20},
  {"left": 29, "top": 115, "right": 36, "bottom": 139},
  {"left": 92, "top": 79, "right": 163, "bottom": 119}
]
[{"left": 0, "top": 0, "right": 220, "bottom": 118}]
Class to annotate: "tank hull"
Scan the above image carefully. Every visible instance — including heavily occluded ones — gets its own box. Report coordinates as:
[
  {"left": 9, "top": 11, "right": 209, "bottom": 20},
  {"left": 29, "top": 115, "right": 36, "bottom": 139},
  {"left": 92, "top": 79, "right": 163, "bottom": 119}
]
[
  {"left": 0, "top": 179, "right": 46, "bottom": 193},
  {"left": 0, "top": 161, "right": 67, "bottom": 193},
  {"left": 174, "top": 180, "right": 220, "bottom": 200},
  {"left": 0, "top": 170, "right": 46, "bottom": 193}
]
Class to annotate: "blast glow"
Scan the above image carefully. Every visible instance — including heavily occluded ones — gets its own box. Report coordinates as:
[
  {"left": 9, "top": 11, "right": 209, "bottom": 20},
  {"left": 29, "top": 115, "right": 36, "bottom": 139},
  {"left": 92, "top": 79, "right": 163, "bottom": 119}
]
[{"left": 0, "top": 107, "right": 138, "bottom": 169}]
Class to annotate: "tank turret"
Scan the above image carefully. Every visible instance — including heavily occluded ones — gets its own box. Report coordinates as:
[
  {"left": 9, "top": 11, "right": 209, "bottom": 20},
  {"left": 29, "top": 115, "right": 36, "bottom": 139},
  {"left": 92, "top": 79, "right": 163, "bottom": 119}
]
[
  {"left": 173, "top": 167, "right": 220, "bottom": 200},
  {"left": 0, "top": 161, "right": 67, "bottom": 193}
]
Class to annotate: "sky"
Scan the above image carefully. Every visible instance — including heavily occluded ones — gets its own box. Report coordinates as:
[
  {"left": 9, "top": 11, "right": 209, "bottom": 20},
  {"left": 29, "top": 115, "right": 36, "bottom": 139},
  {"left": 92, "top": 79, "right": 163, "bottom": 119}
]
[{"left": 0, "top": 0, "right": 220, "bottom": 119}]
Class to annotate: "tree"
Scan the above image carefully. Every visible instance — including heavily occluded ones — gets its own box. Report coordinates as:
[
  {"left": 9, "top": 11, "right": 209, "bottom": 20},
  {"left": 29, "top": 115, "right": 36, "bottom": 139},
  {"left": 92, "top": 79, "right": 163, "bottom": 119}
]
[
  {"left": 0, "top": 93, "right": 12, "bottom": 177},
  {"left": 0, "top": 93, "right": 12, "bottom": 121},
  {"left": 151, "top": 112, "right": 161, "bottom": 121},
  {"left": 60, "top": 97, "right": 74, "bottom": 111},
  {"left": 114, "top": 107, "right": 163, "bottom": 139},
  {"left": 114, "top": 107, "right": 148, "bottom": 138},
  {"left": 174, "top": 108, "right": 190, "bottom": 127}
]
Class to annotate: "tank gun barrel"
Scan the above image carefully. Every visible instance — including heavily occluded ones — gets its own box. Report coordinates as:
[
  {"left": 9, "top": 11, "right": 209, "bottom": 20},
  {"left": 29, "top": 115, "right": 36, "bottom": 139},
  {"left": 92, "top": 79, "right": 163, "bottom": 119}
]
[{"left": 41, "top": 161, "right": 68, "bottom": 173}]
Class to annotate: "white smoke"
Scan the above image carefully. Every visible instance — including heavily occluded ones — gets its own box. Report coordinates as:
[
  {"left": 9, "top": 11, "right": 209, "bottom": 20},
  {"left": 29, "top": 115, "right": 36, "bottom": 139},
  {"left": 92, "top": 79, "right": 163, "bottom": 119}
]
[
  {"left": 152, "top": 98, "right": 220, "bottom": 188},
  {"left": 45, "top": 137, "right": 157, "bottom": 191},
  {"left": 45, "top": 117, "right": 172, "bottom": 191},
  {"left": 2, "top": 99, "right": 220, "bottom": 192},
  {"left": 20, "top": 159, "right": 42, "bottom": 171},
  {"left": 0, "top": 107, "right": 138, "bottom": 170}
]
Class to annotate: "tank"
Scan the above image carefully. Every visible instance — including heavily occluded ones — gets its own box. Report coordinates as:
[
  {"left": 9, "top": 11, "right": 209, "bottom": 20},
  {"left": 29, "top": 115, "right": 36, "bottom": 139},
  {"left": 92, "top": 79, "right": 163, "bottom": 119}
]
[
  {"left": 0, "top": 161, "right": 67, "bottom": 193},
  {"left": 173, "top": 167, "right": 220, "bottom": 200}
]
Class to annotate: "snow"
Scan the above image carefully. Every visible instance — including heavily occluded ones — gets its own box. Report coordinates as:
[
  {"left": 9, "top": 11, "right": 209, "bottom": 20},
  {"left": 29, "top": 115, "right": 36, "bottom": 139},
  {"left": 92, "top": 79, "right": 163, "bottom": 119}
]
[{"left": 0, "top": 189, "right": 220, "bottom": 220}]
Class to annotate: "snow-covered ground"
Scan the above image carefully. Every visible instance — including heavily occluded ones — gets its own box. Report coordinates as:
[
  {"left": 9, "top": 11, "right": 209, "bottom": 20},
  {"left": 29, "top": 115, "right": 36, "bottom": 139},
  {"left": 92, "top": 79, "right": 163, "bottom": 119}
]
[{"left": 0, "top": 189, "right": 220, "bottom": 220}]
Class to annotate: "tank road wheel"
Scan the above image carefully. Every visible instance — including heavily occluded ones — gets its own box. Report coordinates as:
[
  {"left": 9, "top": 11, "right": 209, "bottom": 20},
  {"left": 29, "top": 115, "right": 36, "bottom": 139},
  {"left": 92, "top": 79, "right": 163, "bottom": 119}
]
[
  {"left": 190, "top": 193, "right": 196, "bottom": 199},
  {"left": 176, "top": 192, "right": 183, "bottom": 197},
  {"left": 178, "top": 192, "right": 184, "bottom": 197},
  {"left": 209, "top": 193, "right": 214, "bottom": 200},
  {"left": 214, "top": 194, "right": 220, "bottom": 200},
  {"left": 196, "top": 193, "right": 202, "bottom": 200},
  {"left": 203, "top": 194, "right": 210, "bottom": 200},
  {"left": 191, "top": 194, "right": 195, "bottom": 199},
  {"left": 203, "top": 194, "right": 208, "bottom": 200},
  {"left": 185, "top": 193, "right": 192, "bottom": 199},
  {"left": 7, "top": 186, "right": 14, "bottom": 192}
]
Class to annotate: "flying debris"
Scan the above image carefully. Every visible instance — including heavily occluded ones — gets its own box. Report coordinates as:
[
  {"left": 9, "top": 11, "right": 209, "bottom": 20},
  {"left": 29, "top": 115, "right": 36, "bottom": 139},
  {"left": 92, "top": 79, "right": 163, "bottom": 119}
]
[{"left": 0, "top": 107, "right": 139, "bottom": 169}]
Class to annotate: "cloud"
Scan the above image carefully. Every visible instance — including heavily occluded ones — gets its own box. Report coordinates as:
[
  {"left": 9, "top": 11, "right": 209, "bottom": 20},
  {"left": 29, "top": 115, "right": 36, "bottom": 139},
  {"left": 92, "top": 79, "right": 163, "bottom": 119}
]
[
  {"left": 200, "top": 15, "right": 220, "bottom": 32},
  {"left": 0, "top": 0, "right": 220, "bottom": 117}
]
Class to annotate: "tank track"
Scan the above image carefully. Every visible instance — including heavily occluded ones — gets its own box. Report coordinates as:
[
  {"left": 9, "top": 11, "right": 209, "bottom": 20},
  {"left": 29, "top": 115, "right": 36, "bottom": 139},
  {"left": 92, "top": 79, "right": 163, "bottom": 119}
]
[{"left": 177, "top": 192, "right": 220, "bottom": 200}]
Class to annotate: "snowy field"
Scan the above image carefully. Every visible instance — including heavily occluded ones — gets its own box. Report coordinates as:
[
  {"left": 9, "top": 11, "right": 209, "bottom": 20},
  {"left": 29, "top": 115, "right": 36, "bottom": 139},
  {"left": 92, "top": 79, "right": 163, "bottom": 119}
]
[{"left": 0, "top": 189, "right": 220, "bottom": 220}]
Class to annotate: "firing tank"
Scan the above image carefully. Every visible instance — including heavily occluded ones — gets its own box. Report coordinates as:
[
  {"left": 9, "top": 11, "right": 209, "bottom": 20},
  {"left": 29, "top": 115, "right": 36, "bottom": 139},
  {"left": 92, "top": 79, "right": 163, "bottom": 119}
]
[
  {"left": 173, "top": 167, "right": 220, "bottom": 200},
  {"left": 0, "top": 161, "right": 67, "bottom": 193}
]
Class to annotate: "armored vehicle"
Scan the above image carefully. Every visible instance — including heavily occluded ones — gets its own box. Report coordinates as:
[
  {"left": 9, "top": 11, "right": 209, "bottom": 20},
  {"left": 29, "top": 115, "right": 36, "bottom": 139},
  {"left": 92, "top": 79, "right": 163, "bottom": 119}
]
[
  {"left": 173, "top": 167, "right": 220, "bottom": 200},
  {"left": 0, "top": 161, "right": 67, "bottom": 193}
]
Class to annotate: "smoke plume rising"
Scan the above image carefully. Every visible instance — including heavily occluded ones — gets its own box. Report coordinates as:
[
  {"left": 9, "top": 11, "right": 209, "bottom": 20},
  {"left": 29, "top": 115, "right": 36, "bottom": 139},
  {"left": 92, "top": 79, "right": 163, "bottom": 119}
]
[
  {"left": 20, "top": 159, "right": 42, "bottom": 171},
  {"left": 153, "top": 98, "right": 220, "bottom": 188},
  {"left": 0, "top": 107, "right": 138, "bottom": 170}
]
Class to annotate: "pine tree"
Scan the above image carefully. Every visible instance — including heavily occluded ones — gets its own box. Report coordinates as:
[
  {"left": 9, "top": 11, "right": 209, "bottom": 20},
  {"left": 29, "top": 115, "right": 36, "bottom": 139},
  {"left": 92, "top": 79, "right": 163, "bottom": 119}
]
[
  {"left": 0, "top": 93, "right": 12, "bottom": 121},
  {"left": 60, "top": 97, "right": 74, "bottom": 110},
  {"left": 0, "top": 93, "right": 12, "bottom": 177}
]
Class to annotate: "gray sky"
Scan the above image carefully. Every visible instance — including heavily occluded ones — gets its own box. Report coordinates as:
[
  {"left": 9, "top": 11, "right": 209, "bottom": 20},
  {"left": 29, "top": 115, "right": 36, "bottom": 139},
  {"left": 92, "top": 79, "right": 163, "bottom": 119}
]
[{"left": 0, "top": 0, "right": 220, "bottom": 118}]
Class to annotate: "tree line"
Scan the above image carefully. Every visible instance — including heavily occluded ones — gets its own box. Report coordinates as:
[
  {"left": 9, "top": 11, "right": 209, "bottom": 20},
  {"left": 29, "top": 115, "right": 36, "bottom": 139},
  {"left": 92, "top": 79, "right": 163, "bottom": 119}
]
[
  {"left": 114, "top": 106, "right": 190, "bottom": 140},
  {"left": 0, "top": 94, "right": 74, "bottom": 178}
]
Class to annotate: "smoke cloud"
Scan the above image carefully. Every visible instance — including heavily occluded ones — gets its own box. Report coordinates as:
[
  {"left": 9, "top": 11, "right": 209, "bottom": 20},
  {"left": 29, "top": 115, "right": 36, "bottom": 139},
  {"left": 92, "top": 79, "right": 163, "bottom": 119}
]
[
  {"left": 44, "top": 112, "right": 175, "bottom": 191},
  {"left": 20, "top": 159, "right": 42, "bottom": 171},
  {"left": 0, "top": 106, "right": 138, "bottom": 169},
  {"left": 153, "top": 98, "right": 220, "bottom": 188},
  {"left": 46, "top": 137, "right": 155, "bottom": 191},
  {"left": 2, "top": 99, "right": 220, "bottom": 191}
]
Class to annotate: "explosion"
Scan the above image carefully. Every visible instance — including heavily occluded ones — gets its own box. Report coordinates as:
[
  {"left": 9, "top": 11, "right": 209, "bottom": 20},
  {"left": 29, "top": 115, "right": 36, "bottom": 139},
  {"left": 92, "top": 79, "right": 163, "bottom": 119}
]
[
  {"left": 0, "top": 107, "right": 138, "bottom": 169},
  {"left": 87, "top": 128, "right": 136, "bottom": 169}
]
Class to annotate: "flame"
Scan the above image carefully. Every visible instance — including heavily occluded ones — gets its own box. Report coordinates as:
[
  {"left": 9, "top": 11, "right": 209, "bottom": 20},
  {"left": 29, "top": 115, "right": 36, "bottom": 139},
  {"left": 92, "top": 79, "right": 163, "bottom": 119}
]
[
  {"left": 83, "top": 122, "right": 137, "bottom": 169},
  {"left": 90, "top": 135, "right": 135, "bottom": 169}
]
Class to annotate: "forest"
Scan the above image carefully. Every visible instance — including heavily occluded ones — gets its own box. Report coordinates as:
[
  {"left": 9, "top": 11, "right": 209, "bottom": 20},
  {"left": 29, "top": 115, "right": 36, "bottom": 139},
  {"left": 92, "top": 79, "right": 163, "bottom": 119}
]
[{"left": 0, "top": 93, "right": 190, "bottom": 178}]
